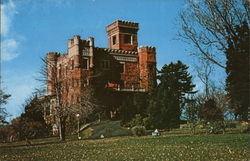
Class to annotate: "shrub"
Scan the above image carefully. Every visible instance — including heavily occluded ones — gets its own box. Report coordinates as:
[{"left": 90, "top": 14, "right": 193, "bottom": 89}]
[
  {"left": 143, "top": 117, "right": 153, "bottom": 130},
  {"left": 131, "top": 126, "right": 146, "bottom": 136},
  {"left": 81, "top": 128, "right": 93, "bottom": 139},
  {"left": 129, "top": 114, "right": 144, "bottom": 127},
  {"left": 205, "top": 121, "right": 226, "bottom": 134}
]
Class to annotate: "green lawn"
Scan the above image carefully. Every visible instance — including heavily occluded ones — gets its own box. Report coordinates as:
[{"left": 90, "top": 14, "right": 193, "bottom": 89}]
[{"left": 0, "top": 134, "right": 249, "bottom": 161}]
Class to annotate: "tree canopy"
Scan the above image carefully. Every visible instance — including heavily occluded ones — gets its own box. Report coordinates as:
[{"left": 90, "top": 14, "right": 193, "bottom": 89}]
[
  {"left": 226, "top": 21, "right": 249, "bottom": 121},
  {"left": 148, "top": 61, "right": 196, "bottom": 128}
]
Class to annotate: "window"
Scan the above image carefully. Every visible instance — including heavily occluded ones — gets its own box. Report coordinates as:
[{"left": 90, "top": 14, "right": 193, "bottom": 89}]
[
  {"left": 71, "top": 60, "right": 74, "bottom": 69},
  {"left": 120, "top": 62, "right": 125, "bottom": 73},
  {"left": 82, "top": 58, "right": 88, "bottom": 69},
  {"left": 124, "top": 34, "right": 132, "bottom": 44},
  {"left": 101, "top": 60, "right": 110, "bottom": 69},
  {"left": 58, "top": 64, "right": 62, "bottom": 78},
  {"left": 71, "top": 95, "right": 74, "bottom": 105},
  {"left": 84, "top": 79, "right": 89, "bottom": 87},
  {"left": 45, "top": 106, "right": 50, "bottom": 115},
  {"left": 112, "top": 35, "right": 117, "bottom": 45}
]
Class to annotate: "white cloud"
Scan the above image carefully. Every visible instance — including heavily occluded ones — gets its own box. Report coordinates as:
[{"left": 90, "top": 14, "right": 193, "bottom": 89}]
[
  {"left": 0, "top": 0, "right": 17, "bottom": 36},
  {"left": 1, "top": 39, "right": 19, "bottom": 61},
  {"left": 0, "top": 0, "right": 22, "bottom": 61}
]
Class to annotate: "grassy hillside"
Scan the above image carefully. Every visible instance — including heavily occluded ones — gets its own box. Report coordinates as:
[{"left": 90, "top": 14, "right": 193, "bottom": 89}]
[
  {"left": 80, "top": 120, "right": 132, "bottom": 139},
  {"left": 0, "top": 134, "right": 249, "bottom": 161}
]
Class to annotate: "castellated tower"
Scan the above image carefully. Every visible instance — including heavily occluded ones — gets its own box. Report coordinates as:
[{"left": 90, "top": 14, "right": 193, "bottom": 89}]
[
  {"left": 106, "top": 20, "right": 139, "bottom": 51},
  {"left": 46, "top": 52, "right": 59, "bottom": 95},
  {"left": 138, "top": 46, "right": 156, "bottom": 91}
]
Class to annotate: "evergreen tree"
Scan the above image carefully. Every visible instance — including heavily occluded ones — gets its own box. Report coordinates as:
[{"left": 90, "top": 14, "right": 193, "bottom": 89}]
[
  {"left": 148, "top": 61, "right": 196, "bottom": 128},
  {"left": 226, "top": 21, "right": 249, "bottom": 121}
]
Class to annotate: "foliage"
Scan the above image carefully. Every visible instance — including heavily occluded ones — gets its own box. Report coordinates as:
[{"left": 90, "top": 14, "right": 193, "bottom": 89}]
[
  {"left": 0, "top": 89, "right": 11, "bottom": 125},
  {"left": 178, "top": 0, "right": 249, "bottom": 69},
  {"left": 128, "top": 114, "right": 144, "bottom": 127},
  {"left": 183, "top": 95, "right": 200, "bottom": 122},
  {"left": 204, "top": 121, "right": 226, "bottom": 134},
  {"left": 226, "top": 21, "right": 249, "bottom": 121},
  {"left": 120, "top": 93, "right": 148, "bottom": 124},
  {"left": 0, "top": 134, "right": 249, "bottom": 160},
  {"left": 200, "top": 98, "right": 224, "bottom": 121},
  {"left": 131, "top": 126, "right": 146, "bottom": 136},
  {"left": 8, "top": 95, "right": 51, "bottom": 141},
  {"left": 148, "top": 61, "right": 196, "bottom": 129}
]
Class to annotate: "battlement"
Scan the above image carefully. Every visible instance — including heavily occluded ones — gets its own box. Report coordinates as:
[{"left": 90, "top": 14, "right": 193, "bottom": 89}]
[
  {"left": 95, "top": 47, "right": 138, "bottom": 55},
  {"left": 46, "top": 52, "right": 60, "bottom": 60},
  {"left": 106, "top": 20, "right": 139, "bottom": 31},
  {"left": 138, "top": 46, "right": 156, "bottom": 53}
]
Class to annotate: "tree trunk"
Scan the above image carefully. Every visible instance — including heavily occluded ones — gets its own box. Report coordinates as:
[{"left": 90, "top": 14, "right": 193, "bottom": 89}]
[{"left": 58, "top": 117, "right": 66, "bottom": 141}]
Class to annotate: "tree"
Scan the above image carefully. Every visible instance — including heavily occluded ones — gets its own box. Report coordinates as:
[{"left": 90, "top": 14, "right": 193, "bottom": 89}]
[
  {"left": 0, "top": 89, "right": 11, "bottom": 125},
  {"left": 38, "top": 57, "right": 70, "bottom": 141},
  {"left": 148, "top": 61, "right": 196, "bottom": 129},
  {"left": 184, "top": 94, "right": 200, "bottom": 122},
  {"left": 200, "top": 98, "right": 224, "bottom": 121},
  {"left": 194, "top": 59, "right": 214, "bottom": 98},
  {"left": 119, "top": 93, "right": 148, "bottom": 124},
  {"left": 12, "top": 94, "right": 51, "bottom": 140},
  {"left": 226, "top": 21, "right": 249, "bottom": 121},
  {"left": 66, "top": 87, "right": 100, "bottom": 134},
  {"left": 178, "top": 0, "right": 249, "bottom": 69}
]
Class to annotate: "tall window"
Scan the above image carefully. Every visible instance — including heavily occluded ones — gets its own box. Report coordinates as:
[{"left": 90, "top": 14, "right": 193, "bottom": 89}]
[
  {"left": 120, "top": 62, "right": 125, "bottom": 73},
  {"left": 71, "top": 95, "right": 74, "bottom": 105},
  {"left": 124, "top": 34, "right": 132, "bottom": 44},
  {"left": 82, "top": 58, "right": 88, "bottom": 69},
  {"left": 112, "top": 35, "right": 117, "bottom": 45}
]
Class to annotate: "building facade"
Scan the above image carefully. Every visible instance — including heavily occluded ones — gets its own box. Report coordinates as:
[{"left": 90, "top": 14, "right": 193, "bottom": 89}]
[{"left": 45, "top": 20, "right": 156, "bottom": 127}]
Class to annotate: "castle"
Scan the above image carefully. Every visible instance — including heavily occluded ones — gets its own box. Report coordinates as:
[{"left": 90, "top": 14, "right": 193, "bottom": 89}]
[{"left": 45, "top": 20, "right": 156, "bottom": 122}]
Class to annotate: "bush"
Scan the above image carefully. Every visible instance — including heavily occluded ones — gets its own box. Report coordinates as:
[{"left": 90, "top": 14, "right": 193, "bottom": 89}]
[
  {"left": 205, "top": 121, "right": 226, "bottom": 134},
  {"left": 131, "top": 126, "right": 146, "bottom": 136},
  {"left": 129, "top": 114, "right": 144, "bottom": 127},
  {"left": 143, "top": 117, "right": 153, "bottom": 130}
]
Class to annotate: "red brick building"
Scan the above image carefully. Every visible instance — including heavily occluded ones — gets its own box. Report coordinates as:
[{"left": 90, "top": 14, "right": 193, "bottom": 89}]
[{"left": 46, "top": 20, "right": 156, "bottom": 116}]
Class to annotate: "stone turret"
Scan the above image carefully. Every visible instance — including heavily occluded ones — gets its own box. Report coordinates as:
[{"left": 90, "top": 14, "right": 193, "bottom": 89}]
[
  {"left": 138, "top": 46, "right": 156, "bottom": 91},
  {"left": 87, "top": 37, "right": 94, "bottom": 68},
  {"left": 46, "top": 52, "right": 59, "bottom": 95},
  {"left": 106, "top": 20, "right": 139, "bottom": 51}
]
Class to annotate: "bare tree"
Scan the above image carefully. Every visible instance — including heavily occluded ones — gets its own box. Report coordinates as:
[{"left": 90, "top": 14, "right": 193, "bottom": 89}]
[
  {"left": 178, "top": 0, "right": 249, "bottom": 69},
  {"left": 38, "top": 55, "right": 102, "bottom": 140},
  {"left": 194, "top": 58, "right": 214, "bottom": 98},
  {"left": 37, "top": 56, "right": 70, "bottom": 141},
  {"left": 69, "top": 87, "right": 99, "bottom": 124}
]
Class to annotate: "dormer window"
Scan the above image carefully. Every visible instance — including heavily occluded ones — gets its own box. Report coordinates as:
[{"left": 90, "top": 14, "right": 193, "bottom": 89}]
[
  {"left": 112, "top": 35, "right": 117, "bottom": 45},
  {"left": 124, "top": 34, "right": 132, "bottom": 44}
]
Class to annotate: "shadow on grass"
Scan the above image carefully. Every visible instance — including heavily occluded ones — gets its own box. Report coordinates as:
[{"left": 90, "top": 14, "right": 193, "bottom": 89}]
[{"left": 0, "top": 140, "right": 65, "bottom": 149}]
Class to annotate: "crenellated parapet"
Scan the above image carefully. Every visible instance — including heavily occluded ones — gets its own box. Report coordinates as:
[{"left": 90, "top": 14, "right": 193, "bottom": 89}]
[
  {"left": 106, "top": 20, "right": 139, "bottom": 31},
  {"left": 138, "top": 46, "right": 156, "bottom": 52},
  {"left": 95, "top": 47, "right": 138, "bottom": 56}
]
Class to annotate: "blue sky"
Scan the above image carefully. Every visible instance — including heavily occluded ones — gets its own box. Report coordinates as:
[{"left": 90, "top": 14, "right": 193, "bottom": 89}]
[{"left": 1, "top": 0, "right": 225, "bottom": 120}]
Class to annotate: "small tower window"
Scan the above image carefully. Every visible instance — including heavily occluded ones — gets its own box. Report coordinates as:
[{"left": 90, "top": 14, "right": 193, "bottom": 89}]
[
  {"left": 124, "top": 34, "right": 132, "bottom": 44},
  {"left": 112, "top": 35, "right": 117, "bottom": 45}
]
